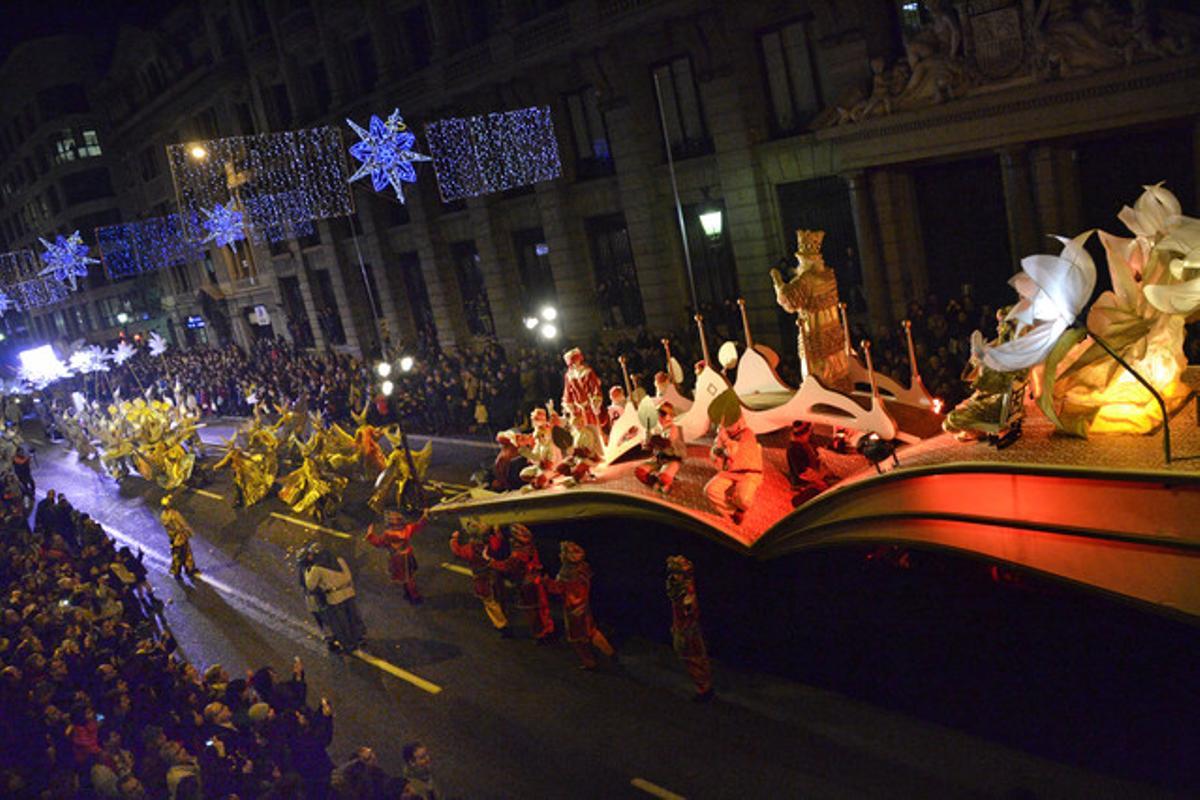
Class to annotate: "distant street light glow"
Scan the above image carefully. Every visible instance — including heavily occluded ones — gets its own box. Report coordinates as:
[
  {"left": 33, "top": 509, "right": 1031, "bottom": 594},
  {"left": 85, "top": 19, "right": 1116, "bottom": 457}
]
[
  {"left": 376, "top": 361, "right": 392, "bottom": 377},
  {"left": 381, "top": 379, "right": 394, "bottom": 396},
  {"left": 399, "top": 355, "right": 414, "bottom": 373},
  {"left": 116, "top": 312, "right": 129, "bottom": 324},
  {"left": 539, "top": 323, "right": 557, "bottom": 340},
  {"left": 189, "top": 145, "right": 208, "bottom": 160},
  {"left": 540, "top": 305, "right": 557, "bottom": 321},
  {"left": 523, "top": 316, "right": 539, "bottom": 330}
]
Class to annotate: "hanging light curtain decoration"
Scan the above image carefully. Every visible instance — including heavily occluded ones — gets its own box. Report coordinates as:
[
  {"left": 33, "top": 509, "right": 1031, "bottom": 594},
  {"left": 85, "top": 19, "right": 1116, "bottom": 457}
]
[
  {"left": 96, "top": 214, "right": 208, "bottom": 280},
  {"left": 38, "top": 230, "right": 99, "bottom": 290},
  {"left": 200, "top": 201, "right": 248, "bottom": 248},
  {"left": 0, "top": 290, "right": 11, "bottom": 318},
  {"left": 0, "top": 249, "right": 71, "bottom": 310},
  {"left": 425, "top": 105, "right": 562, "bottom": 202},
  {"left": 166, "top": 126, "right": 353, "bottom": 241},
  {"left": 346, "top": 109, "right": 431, "bottom": 203}
]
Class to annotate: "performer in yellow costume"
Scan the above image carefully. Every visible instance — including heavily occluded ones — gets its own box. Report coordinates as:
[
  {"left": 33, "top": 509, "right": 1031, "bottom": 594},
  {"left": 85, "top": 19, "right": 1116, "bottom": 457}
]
[
  {"left": 161, "top": 494, "right": 199, "bottom": 579},
  {"left": 278, "top": 432, "right": 348, "bottom": 522},
  {"left": 771, "top": 229, "right": 851, "bottom": 390},
  {"left": 368, "top": 426, "right": 432, "bottom": 514},
  {"left": 213, "top": 437, "right": 275, "bottom": 507}
]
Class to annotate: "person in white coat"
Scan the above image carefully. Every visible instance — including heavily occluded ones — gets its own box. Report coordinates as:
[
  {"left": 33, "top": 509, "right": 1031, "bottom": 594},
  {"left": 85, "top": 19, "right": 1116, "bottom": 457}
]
[{"left": 303, "top": 548, "right": 367, "bottom": 652}]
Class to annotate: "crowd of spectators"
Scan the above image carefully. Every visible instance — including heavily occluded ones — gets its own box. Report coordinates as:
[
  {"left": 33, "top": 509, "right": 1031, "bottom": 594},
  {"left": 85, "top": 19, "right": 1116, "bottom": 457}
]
[
  {"left": 49, "top": 285, "right": 997, "bottom": 440},
  {"left": 0, "top": 487, "right": 438, "bottom": 798}
]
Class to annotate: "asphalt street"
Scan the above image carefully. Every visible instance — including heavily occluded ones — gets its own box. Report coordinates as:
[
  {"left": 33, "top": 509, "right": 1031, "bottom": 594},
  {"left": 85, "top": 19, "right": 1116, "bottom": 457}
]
[{"left": 24, "top": 423, "right": 1178, "bottom": 799}]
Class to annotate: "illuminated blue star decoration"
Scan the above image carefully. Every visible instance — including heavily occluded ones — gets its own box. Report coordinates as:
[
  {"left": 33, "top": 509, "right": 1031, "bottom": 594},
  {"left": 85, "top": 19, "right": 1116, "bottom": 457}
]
[
  {"left": 346, "top": 109, "right": 430, "bottom": 203},
  {"left": 38, "top": 231, "right": 99, "bottom": 290},
  {"left": 200, "top": 202, "right": 247, "bottom": 248}
]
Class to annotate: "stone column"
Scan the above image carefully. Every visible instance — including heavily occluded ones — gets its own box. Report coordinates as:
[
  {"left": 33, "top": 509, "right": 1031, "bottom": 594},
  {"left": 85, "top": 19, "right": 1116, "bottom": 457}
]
[
  {"left": 605, "top": 95, "right": 679, "bottom": 332},
  {"left": 871, "top": 169, "right": 921, "bottom": 321},
  {"left": 467, "top": 197, "right": 523, "bottom": 346},
  {"left": 535, "top": 180, "right": 603, "bottom": 339},
  {"left": 998, "top": 145, "right": 1040, "bottom": 269},
  {"left": 843, "top": 170, "right": 890, "bottom": 331},
  {"left": 407, "top": 182, "right": 466, "bottom": 349}
]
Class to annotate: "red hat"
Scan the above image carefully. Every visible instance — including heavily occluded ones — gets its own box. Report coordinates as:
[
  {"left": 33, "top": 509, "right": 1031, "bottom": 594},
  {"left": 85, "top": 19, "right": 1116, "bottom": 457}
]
[{"left": 563, "top": 347, "right": 583, "bottom": 365}]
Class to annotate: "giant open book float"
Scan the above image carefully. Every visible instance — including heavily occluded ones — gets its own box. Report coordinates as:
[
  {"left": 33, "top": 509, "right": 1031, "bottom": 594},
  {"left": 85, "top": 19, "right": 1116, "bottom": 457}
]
[{"left": 438, "top": 185, "right": 1200, "bottom": 618}]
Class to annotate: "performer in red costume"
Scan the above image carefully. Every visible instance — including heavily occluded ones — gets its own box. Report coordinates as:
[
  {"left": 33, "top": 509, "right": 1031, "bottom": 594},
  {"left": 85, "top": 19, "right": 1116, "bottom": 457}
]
[
  {"left": 487, "top": 524, "right": 555, "bottom": 643},
  {"left": 666, "top": 555, "right": 713, "bottom": 701},
  {"left": 365, "top": 509, "right": 426, "bottom": 604},
  {"left": 561, "top": 348, "right": 607, "bottom": 428},
  {"left": 545, "top": 541, "right": 615, "bottom": 670},
  {"left": 449, "top": 521, "right": 511, "bottom": 636}
]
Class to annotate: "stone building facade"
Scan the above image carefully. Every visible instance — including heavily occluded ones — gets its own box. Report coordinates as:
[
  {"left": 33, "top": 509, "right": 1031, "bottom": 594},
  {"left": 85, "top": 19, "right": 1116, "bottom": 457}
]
[{"left": 1, "top": 0, "right": 1197, "bottom": 364}]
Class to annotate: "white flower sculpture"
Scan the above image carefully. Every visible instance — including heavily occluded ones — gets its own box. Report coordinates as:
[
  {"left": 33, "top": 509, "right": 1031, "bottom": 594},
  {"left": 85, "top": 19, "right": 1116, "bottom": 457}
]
[
  {"left": 1143, "top": 216, "right": 1200, "bottom": 314},
  {"left": 68, "top": 345, "right": 112, "bottom": 375},
  {"left": 111, "top": 340, "right": 137, "bottom": 366},
  {"left": 147, "top": 331, "right": 168, "bottom": 357},
  {"left": 973, "top": 231, "right": 1096, "bottom": 373}
]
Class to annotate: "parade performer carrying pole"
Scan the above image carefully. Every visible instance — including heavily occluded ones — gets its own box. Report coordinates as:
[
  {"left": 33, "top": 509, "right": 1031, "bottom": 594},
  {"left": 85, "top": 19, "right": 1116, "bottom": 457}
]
[
  {"left": 160, "top": 494, "right": 199, "bottom": 580},
  {"left": 486, "top": 524, "right": 555, "bottom": 644},
  {"left": 365, "top": 508, "right": 427, "bottom": 605},
  {"left": 449, "top": 521, "right": 511, "bottom": 637},
  {"left": 666, "top": 555, "right": 714, "bottom": 702},
  {"left": 545, "top": 541, "right": 615, "bottom": 671}
]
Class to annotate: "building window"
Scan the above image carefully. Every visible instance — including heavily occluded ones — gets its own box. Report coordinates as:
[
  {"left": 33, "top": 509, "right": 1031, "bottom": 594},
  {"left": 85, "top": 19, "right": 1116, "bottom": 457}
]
[
  {"left": 234, "top": 102, "right": 255, "bottom": 135},
  {"left": 759, "top": 19, "right": 821, "bottom": 137},
  {"left": 309, "top": 62, "right": 332, "bottom": 110},
  {"left": 387, "top": 199, "right": 411, "bottom": 227},
  {"left": 53, "top": 130, "right": 77, "bottom": 164},
  {"left": 298, "top": 225, "right": 321, "bottom": 249},
  {"left": 171, "top": 263, "right": 192, "bottom": 293},
  {"left": 651, "top": 56, "right": 711, "bottom": 160},
  {"left": 193, "top": 109, "right": 219, "bottom": 139},
  {"left": 36, "top": 84, "right": 89, "bottom": 118},
  {"left": 449, "top": 241, "right": 495, "bottom": 337},
  {"left": 270, "top": 83, "right": 292, "bottom": 128},
  {"left": 512, "top": 228, "right": 556, "bottom": 308},
  {"left": 564, "top": 86, "right": 614, "bottom": 179},
  {"left": 352, "top": 35, "right": 378, "bottom": 92},
  {"left": 402, "top": 5, "right": 433, "bottom": 69},
  {"left": 359, "top": 261, "right": 384, "bottom": 318},
  {"left": 60, "top": 168, "right": 115, "bottom": 205},
  {"left": 585, "top": 214, "right": 645, "bottom": 327},
  {"left": 139, "top": 146, "right": 159, "bottom": 182},
  {"left": 397, "top": 251, "right": 436, "bottom": 348},
  {"left": 78, "top": 129, "right": 102, "bottom": 158}
]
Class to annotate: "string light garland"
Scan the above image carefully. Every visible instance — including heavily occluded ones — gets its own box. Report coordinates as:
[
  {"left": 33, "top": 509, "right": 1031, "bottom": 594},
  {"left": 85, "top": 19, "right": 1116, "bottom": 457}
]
[
  {"left": 425, "top": 105, "right": 562, "bottom": 201},
  {"left": 96, "top": 214, "right": 207, "bottom": 280},
  {"left": 38, "top": 231, "right": 98, "bottom": 290},
  {"left": 346, "top": 109, "right": 431, "bottom": 204},
  {"left": 166, "top": 126, "right": 353, "bottom": 240}
]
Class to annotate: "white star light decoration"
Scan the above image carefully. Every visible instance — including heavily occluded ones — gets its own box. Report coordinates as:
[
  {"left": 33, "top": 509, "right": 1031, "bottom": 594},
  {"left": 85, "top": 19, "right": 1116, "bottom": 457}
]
[
  {"left": 147, "top": 331, "right": 169, "bottom": 357},
  {"left": 200, "top": 202, "right": 247, "bottom": 248},
  {"left": 346, "top": 109, "right": 430, "bottom": 203},
  {"left": 38, "top": 231, "right": 99, "bottom": 290}
]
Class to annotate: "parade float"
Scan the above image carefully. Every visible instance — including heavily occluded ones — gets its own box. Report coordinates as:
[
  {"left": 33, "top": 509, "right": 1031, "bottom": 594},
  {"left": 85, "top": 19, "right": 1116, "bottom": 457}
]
[{"left": 434, "top": 183, "right": 1200, "bottom": 619}]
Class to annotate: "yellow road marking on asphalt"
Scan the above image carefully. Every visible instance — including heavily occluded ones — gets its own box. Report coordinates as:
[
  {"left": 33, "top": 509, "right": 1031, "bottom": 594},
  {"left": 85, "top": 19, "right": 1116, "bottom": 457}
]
[
  {"left": 630, "top": 779, "right": 686, "bottom": 800},
  {"left": 351, "top": 649, "right": 443, "bottom": 694},
  {"left": 269, "top": 512, "right": 352, "bottom": 540},
  {"left": 192, "top": 488, "right": 226, "bottom": 501},
  {"left": 440, "top": 562, "right": 472, "bottom": 577}
]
